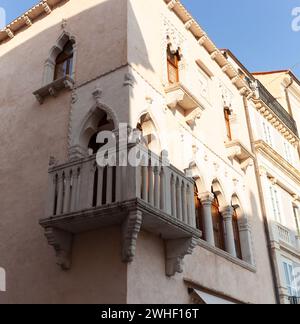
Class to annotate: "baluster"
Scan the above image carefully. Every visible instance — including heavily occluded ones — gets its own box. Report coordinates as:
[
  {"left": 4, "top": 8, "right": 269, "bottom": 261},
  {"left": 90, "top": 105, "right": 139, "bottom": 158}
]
[
  {"left": 187, "top": 184, "right": 196, "bottom": 228},
  {"left": 154, "top": 166, "right": 160, "bottom": 209},
  {"left": 176, "top": 178, "right": 182, "bottom": 221},
  {"left": 181, "top": 181, "right": 188, "bottom": 224},
  {"left": 70, "top": 167, "right": 79, "bottom": 212},
  {"left": 87, "top": 161, "right": 96, "bottom": 208},
  {"left": 63, "top": 169, "right": 71, "bottom": 214},
  {"left": 142, "top": 166, "right": 148, "bottom": 202},
  {"left": 160, "top": 168, "right": 166, "bottom": 211},
  {"left": 97, "top": 166, "right": 104, "bottom": 206},
  {"left": 106, "top": 166, "right": 113, "bottom": 204},
  {"left": 47, "top": 171, "right": 57, "bottom": 217},
  {"left": 56, "top": 172, "right": 64, "bottom": 215},
  {"left": 171, "top": 174, "right": 176, "bottom": 217},
  {"left": 115, "top": 165, "right": 122, "bottom": 202},
  {"left": 148, "top": 165, "right": 154, "bottom": 206}
]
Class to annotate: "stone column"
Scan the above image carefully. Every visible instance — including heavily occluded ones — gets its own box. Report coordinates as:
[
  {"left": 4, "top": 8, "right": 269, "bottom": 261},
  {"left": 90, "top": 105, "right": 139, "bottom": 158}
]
[
  {"left": 199, "top": 192, "right": 215, "bottom": 246},
  {"left": 222, "top": 206, "right": 237, "bottom": 257}
]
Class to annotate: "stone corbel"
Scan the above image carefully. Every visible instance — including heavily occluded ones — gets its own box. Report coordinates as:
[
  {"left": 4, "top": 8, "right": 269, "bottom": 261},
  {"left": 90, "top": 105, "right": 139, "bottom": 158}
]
[
  {"left": 165, "top": 237, "right": 198, "bottom": 276},
  {"left": 124, "top": 73, "right": 136, "bottom": 87},
  {"left": 92, "top": 88, "right": 103, "bottom": 104},
  {"left": 227, "top": 146, "right": 241, "bottom": 163},
  {"left": 121, "top": 210, "right": 143, "bottom": 262},
  {"left": 166, "top": 89, "right": 185, "bottom": 110},
  {"left": 42, "top": 1, "right": 52, "bottom": 15},
  {"left": 240, "top": 157, "right": 253, "bottom": 173},
  {"left": 44, "top": 227, "right": 73, "bottom": 270},
  {"left": 185, "top": 108, "right": 202, "bottom": 128},
  {"left": 64, "top": 78, "right": 74, "bottom": 90},
  {"left": 48, "top": 86, "right": 58, "bottom": 97}
]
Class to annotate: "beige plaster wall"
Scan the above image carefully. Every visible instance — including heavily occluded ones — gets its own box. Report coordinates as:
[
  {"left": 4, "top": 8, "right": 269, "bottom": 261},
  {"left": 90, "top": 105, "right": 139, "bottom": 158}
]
[{"left": 0, "top": 0, "right": 128, "bottom": 304}]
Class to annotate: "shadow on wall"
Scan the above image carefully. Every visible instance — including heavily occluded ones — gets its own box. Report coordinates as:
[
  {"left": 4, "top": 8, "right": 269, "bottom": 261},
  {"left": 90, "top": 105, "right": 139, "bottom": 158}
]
[{"left": 0, "top": 0, "right": 155, "bottom": 304}]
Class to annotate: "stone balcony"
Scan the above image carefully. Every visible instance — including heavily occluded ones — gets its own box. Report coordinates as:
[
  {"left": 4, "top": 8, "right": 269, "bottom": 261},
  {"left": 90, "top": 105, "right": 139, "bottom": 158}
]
[
  {"left": 40, "top": 144, "right": 201, "bottom": 276},
  {"left": 270, "top": 221, "right": 300, "bottom": 253}
]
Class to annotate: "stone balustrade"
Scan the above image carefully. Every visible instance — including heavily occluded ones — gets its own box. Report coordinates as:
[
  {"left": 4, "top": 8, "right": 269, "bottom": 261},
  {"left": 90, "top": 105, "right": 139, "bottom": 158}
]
[
  {"left": 40, "top": 143, "right": 201, "bottom": 276},
  {"left": 271, "top": 221, "right": 300, "bottom": 252}
]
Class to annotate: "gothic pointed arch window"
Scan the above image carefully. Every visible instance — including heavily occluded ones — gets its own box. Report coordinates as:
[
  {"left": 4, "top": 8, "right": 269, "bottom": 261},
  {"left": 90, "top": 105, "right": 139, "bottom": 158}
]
[
  {"left": 211, "top": 190, "right": 225, "bottom": 251},
  {"left": 167, "top": 44, "right": 181, "bottom": 84},
  {"left": 54, "top": 40, "right": 74, "bottom": 80},
  {"left": 137, "top": 113, "right": 161, "bottom": 155},
  {"left": 87, "top": 112, "right": 115, "bottom": 155}
]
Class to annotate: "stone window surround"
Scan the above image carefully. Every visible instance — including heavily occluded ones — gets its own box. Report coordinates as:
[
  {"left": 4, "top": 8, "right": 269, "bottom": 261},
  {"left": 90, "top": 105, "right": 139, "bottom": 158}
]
[{"left": 33, "top": 31, "right": 77, "bottom": 104}]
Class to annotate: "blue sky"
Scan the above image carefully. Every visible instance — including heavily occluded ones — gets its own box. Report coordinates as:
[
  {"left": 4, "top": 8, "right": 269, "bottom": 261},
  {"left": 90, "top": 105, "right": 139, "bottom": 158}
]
[{"left": 1, "top": 0, "right": 300, "bottom": 77}]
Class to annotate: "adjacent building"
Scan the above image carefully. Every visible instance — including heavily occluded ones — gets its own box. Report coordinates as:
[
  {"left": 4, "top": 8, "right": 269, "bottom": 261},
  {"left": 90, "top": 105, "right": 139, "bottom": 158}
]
[
  {"left": 223, "top": 52, "right": 300, "bottom": 304},
  {"left": 0, "top": 0, "right": 298, "bottom": 304}
]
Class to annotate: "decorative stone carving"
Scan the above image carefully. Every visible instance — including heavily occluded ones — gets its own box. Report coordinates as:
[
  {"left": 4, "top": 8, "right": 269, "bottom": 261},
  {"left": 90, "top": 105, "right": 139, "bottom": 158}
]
[
  {"left": 165, "top": 237, "right": 198, "bottom": 276},
  {"left": 92, "top": 87, "right": 103, "bottom": 103},
  {"left": 44, "top": 227, "right": 73, "bottom": 270},
  {"left": 219, "top": 81, "right": 234, "bottom": 108},
  {"left": 121, "top": 210, "right": 143, "bottom": 262},
  {"left": 225, "top": 140, "right": 254, "bottom": 172},
  {"left": 71, "top": 90, "right": 78, "bottom": 104},
  {"left": 185, "top": 107, "right": 202, "bottom": 128},
  {"left": 33, "top": 76, "right": 75, "bottom": 104},
  {"left": 124, "top": 73, "right": 136, "bottom": 87}
]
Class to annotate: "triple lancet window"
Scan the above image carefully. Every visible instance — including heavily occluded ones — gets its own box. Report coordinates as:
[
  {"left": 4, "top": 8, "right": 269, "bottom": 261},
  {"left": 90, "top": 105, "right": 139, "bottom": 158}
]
[{"left": 195, "top": 186, "right": 246, "bottom": 261}]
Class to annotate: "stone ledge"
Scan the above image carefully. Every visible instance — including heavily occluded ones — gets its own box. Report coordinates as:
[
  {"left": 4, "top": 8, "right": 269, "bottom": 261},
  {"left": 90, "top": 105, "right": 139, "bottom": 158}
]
[
  {"left": 33, "top": 75, "right": 74, "bottom": 104},
  {"left": 197, "top": 239, "right": 257, "bottom": 273}
]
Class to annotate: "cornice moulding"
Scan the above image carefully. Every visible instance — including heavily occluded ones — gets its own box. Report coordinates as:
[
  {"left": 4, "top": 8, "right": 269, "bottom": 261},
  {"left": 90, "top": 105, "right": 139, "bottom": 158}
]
[
  {"left": 251, "top": 98, "right": 299, "bottom": 145},
  {"left": 255, "top": 140, "right": 300, "bottom": 185},
  {"left": 164, "top": 0, "right": 251, "bottom": 96}
]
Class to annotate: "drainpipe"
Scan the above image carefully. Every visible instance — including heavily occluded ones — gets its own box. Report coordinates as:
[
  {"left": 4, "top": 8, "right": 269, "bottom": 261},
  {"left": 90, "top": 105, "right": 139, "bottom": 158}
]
[{"left": 242, "top": 92, "right": 281, "bottom": 304}]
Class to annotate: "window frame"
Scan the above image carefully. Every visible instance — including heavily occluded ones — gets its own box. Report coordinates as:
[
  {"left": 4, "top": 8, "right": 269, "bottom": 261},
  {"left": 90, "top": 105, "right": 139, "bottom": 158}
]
[
  {"left": 224, "top": 108, "right": 232, "bottom": 141},
  {"left": 167, "top": 45, "right": 180, "bottom": 84},
  {"left": 54, "top": 41, "right": 74, "bottom": 81}
]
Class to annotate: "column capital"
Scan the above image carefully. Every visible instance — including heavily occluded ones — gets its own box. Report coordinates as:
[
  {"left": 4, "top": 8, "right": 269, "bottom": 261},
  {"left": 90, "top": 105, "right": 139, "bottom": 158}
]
[
  {"left": 221, "top": 206, "right": 234, "bottom": 219},
  {"left": 199, "top": 192, "right": 214, "bottom": 205}
]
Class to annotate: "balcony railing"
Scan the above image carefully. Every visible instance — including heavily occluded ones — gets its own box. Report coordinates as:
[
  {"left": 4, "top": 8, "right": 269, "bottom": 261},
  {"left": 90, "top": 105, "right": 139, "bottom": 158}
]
[
  {"left": 40, "top": 143, "right": 201, "bottom": 276},
  {"left": 289, "top": 296, "right": 300, "bottom": 305},
  {"left": 271, "top": 221, "right": 300, "bottom": 251},
  {"left": 256, "top": 80, "right": 299, "bottom": 137}
]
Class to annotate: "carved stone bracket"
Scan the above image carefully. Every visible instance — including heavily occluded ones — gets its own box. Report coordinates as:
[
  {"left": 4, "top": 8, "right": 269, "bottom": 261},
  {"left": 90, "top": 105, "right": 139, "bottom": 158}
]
[
  {"left": 165, "top": 237, "right": 198, "bottom": 276},
  {"left": 121, "top": 210, "right": 143, "bottom": 262},
  {"left": 44, "top": 227, "right": 73, "bottom": 270}
]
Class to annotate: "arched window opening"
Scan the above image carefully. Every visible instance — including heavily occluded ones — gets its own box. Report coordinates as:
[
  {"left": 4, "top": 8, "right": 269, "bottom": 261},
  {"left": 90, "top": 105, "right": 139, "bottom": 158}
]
[
  {"left": 224, "top": 107, "right": 232, "bottom": 141},
  {"left": 211, "top": 190, "right": 225, "bottom": 251},
  {"left": 137, "top": 114, "right": 161, "bottom": 156},
  {"left": 167, "top": 44, "right": 181, "bottom": 84},
  {"left": 87, "top": 113, "right": 115, "bottom": 155},
  {"left": 194, "top": 186, "right": 205, "bottom": 237},
  {"left": 232, "top": 208, "right": 243, "bottom": 260},
  {"left": 54, "top": 40, "right": 74, "bottom": 80}
]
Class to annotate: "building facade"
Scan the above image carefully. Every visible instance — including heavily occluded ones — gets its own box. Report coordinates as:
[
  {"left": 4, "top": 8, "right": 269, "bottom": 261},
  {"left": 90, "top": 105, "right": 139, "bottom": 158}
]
[{"left": 0, "top": 0, "right": 297, "bottom": 304}]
